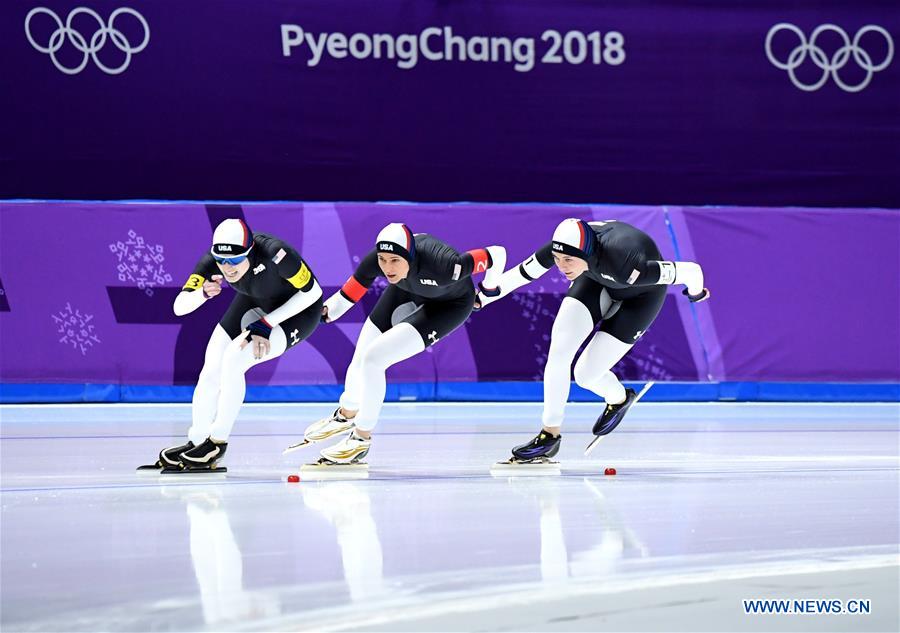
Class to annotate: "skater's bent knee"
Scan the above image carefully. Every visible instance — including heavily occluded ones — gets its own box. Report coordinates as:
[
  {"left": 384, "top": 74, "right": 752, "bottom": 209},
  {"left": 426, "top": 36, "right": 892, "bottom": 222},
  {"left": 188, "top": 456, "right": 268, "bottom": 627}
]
[
  {"left": 360, "top": 344, "right": 396, "bottom": 372},
  {"left": 572, "top": 357, "right": 592, "bottom": 387}
]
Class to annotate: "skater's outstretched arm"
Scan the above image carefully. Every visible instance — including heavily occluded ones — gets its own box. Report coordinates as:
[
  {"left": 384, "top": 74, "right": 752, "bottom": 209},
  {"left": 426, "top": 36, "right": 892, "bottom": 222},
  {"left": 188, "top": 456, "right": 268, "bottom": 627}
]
[
  {"left": 475, "top": 242, "right": 555, "bottom": 309},
  {"left": 649, "top": 261, "right": 709, "bottom": 301},
  {"left": 461, "top": 246, "right": 506, "bottom": 295},
  {"left": 601, "top": 242, "right": 710, "bottom": 301},
  {"left": 422, "top": 240, "right": 507, "bottom": 290},
  {"left": 644, "top": 261, "right": 709, "bottom": 301},
  {"left": 322, "top": 249, "right": 382, "bottom": 323}
]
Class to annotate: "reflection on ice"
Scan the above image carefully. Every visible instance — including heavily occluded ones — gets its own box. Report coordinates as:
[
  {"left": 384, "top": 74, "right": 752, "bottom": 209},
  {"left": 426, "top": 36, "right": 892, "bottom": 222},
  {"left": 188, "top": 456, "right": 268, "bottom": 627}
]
[
  {"left": 162, "top": 486, "right": 282, "bottom": 625},
  {"left": 301, "top": 482, "right": 386, "bottom": 602}
]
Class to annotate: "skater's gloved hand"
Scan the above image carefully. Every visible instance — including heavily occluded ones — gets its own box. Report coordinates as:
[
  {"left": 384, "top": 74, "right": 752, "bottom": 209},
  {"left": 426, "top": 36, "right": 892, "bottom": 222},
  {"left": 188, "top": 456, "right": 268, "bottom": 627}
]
[
  {"left": 202, "top": 275, "right": 224, "bottom": 298},
  {"left": 239, "top": 333, "right": 271, "bottom": 359},
  {"left": 682, "top": 287, "right": 710, "bottom": 303},
  {"left": 247, "top": 319, "right": 272, "bottom": 340},
  {"left": 474, "top": 284, "right": 502, "bottom": 311},
  {"left": 240, "top": 319, "right": 273, "bottom": 359}
]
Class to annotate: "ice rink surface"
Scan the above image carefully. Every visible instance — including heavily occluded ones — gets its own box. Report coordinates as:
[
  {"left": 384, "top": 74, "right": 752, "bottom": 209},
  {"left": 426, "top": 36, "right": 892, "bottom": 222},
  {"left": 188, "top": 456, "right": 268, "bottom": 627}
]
[{"left": 1, "top": 401, "right": 898, "bottom": 632}]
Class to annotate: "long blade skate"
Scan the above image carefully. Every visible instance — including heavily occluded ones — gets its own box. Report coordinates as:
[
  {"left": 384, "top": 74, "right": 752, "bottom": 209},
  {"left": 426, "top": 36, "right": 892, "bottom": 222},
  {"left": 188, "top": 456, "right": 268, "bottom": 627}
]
[
  {"left": 159, "top": 467, "right": 228, "bottom": 477},
  {"left": 283, "top": 439, "right": 311, "bottom": 455},
  {"left": 299, "top": 458, "right": 369, "bottom": 480},
  {"left": 284, "top": 409, "right": 356, "bottom": 454},
  {"left": 135, "top": 461, "right": 163, "bottom": 476},
  {"left": 137, "top": 464, "right": 227, "bottom": 478},
  {"left": 490, "top": 456, "right": 561, "bottom": 476},
  {"left": 584, "top": 381, "right": 655, "bottom": 456}
]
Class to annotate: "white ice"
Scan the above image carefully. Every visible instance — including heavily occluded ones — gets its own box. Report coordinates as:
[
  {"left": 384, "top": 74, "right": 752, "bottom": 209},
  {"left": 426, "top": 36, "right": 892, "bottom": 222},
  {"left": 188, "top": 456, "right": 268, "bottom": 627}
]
[{"left": 1, "top": 402, "right": 898, "bottom": 632}]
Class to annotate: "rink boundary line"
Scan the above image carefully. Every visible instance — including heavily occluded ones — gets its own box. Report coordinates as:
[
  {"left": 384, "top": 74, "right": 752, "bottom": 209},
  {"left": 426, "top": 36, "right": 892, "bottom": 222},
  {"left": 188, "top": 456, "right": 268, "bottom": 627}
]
[
  {"left": 0, "top": 478, "right": 284, "bottom": 494},
  {"left": 3, "top": 401, "right": 899, "bottom": 409},
  {"left": 3, "top": 428, "right": 900, "bottom": 441},
  {"left": 3, "top": 464, "right": 898, "bottom": 493}
]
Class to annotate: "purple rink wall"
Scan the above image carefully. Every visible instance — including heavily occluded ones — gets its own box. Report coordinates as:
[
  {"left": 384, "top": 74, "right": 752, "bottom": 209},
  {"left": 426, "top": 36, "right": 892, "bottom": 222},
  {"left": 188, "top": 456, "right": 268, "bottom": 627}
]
[
  {"left": 0, "top": 202, "right": 898, "bottom": 403},
  {"left": 3, "top": 1, "right": 899, "bottom": 402}
]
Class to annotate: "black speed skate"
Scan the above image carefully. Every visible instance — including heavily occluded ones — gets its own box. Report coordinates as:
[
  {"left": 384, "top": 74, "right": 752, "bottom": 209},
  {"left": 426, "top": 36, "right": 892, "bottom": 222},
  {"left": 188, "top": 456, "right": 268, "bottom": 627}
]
[
  {"left": 584, "top": 382, "right": 654, "bottom": 456},
  {"left": 592, "top": 388, "right": 638, "bottom": 436},
  {"left": 491, "top": 430, "right": 562, "bottom": 475},
  {"left": 178, "top": 438, "right": 228, "bottom": 472},
  {"left": 136, "top": 441, "right": 194, "bottom": 473},
  {"left": 508, "top": 430, "right": 562, "bottom": 464}
]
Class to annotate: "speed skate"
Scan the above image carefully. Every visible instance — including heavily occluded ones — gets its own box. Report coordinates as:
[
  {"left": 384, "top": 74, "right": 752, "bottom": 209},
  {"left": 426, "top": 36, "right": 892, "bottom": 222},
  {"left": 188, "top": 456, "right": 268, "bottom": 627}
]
[
  {"left": 298, "top": 458, "right": 369, "bottom": 480},
  {"left": 490, "top": 456, "right": 561, "bottom": 476},
  {"left": 135, "top": 464, "right": 228, "bottom": 478},
  {"left": 584, "top": 381, "right": 655, "bottom": 456}
]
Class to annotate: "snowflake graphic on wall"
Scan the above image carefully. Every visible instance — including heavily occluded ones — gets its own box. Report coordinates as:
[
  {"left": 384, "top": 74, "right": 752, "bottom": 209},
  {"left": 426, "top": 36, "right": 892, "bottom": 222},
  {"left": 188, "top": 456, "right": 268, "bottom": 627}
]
[
  {"left": 52, "top": 303, "right": 101, "bottom": 356},
  {"left": 109, "top": 230, "right": 173, "bottom": 296},
  {"left": 619, "top": 343, "right": 674, "bottom": 382}
]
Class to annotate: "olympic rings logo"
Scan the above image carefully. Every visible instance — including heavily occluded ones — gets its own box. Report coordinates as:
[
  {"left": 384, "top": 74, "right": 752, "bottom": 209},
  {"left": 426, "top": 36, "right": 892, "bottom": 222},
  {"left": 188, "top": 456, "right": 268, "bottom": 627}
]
[
  {"left": 765, "top": 23, "right": 893, "bottom": 92},
  {"left": 25, "top": 6, "right": 150, "bottom": 75}
]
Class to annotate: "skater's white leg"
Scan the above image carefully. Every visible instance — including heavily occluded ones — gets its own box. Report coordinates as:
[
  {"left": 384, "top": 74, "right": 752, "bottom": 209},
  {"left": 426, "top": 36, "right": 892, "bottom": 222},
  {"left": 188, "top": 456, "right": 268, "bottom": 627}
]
[
  {"left": 338, "top": 318, "right": 384, "bottom": 417},
  {"left": 300, "top": 322, "right": 380, "bottom": 444},
  {"left": 542, "top": 297, "right": 595, "bottom": 429},
  {"left": 207, "top": 326, "right": 287, "bottom": 441},
  {"left": 188, "top": 326, "right": 231, "bottom": 445},
  {"left": 351, "top": 323, "right": 425, "bottom": 433},
  {"left": 573, "top": 332, "right": 633, "bottom": 405}
]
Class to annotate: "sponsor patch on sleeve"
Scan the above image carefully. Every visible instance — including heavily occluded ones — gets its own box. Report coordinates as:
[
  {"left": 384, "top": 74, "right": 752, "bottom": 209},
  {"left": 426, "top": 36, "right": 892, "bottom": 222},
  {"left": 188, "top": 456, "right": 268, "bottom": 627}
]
[
  {"left": 452, "top": 264, "right": 461, "bottom": 281},
  {"left": 273, "top": 248, "right": 287, "bottom": 264},
  {"left": 183, "top": 274, "right": 204, "bottom": 291},
  {"left": 287, "top": 262, "right": 312, "bottom": 289},
  {"left": 658, "top": 261, "right": 676, "bottom": 285}
]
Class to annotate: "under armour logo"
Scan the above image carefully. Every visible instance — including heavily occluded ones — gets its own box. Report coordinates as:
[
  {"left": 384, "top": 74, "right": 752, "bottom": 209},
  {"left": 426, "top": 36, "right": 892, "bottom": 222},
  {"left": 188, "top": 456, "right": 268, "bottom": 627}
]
[
  {"left": 633, "top": 330, "right": 643, "bottom": 341},
  {"left": 290, "top": 329, "right": 300, "bottom": 345},
  {"left": 427, "top": 330, "right": 439, "bottom": 344},
  {"left": 252, "top": 263, "right": 266, "bottom": 275}
]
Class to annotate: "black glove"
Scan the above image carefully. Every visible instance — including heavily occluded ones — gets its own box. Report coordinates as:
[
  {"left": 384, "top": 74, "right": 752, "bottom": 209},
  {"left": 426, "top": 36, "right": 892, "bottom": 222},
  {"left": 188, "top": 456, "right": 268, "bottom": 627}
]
[
  {"left": 473, "top": 282, "right": 501, "bottom": 312},
  {"left": 247, "top": 319, "right": 273, "bottom": 340},
  {"left": 682, "top": 288, "right": 710, "bottom": 303},
  {"left": 478, "top": 281, "right": 501, "bottom": 298}
]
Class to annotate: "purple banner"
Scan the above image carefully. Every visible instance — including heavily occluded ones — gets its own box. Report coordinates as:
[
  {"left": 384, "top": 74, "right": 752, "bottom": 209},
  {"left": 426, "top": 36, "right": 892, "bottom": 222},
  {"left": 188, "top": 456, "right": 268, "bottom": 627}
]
[
  {"left": 2, "top": 1, "right": 899, "bottom": 206},
  {"left": 1, "top": 202, "right": 898, "bottom": 388}
]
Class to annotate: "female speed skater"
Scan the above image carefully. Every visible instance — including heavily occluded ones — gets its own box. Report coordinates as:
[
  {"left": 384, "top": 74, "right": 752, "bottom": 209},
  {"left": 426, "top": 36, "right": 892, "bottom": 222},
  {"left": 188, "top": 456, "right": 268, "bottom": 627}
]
[
  {"left": 139, "top": 219, "right": 324, "bottom": 473},
  {"left": 287, "top": 222, "right": 506, "bottom": 466},
  {"left": 477, "top": 218, "right": 709, "bottom": 464}
]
